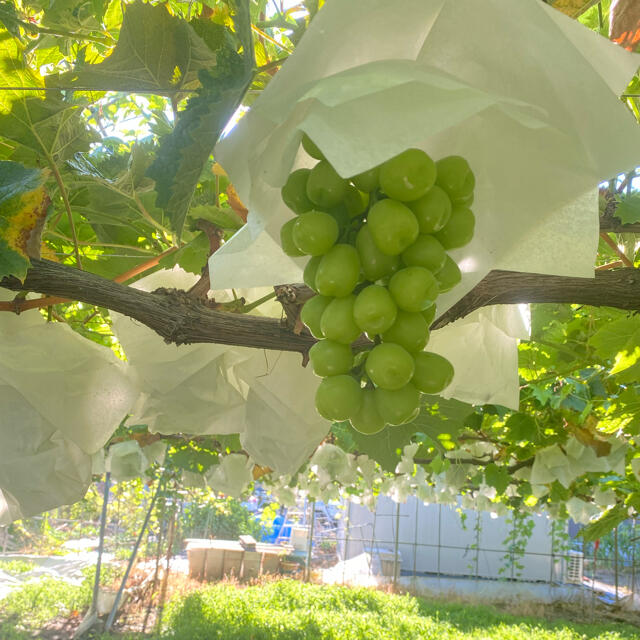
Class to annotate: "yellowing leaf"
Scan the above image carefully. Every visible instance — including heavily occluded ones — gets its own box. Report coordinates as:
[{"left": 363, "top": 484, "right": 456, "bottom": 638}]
[
  {"left": 549, "top": 0, "right": 599, "bottom": 18},
  {"left": 0, "top": 160, "right": 50, "bottom": 281},
  {"left": 226, "top": 184, "right": 248, "bottom": 222}
]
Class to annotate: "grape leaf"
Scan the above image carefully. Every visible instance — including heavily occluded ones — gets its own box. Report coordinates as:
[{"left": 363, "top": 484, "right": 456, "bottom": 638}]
[
  {"left": 412, "top": 395, "right": 474, "bottom": 446},
  {"left": 350, "top": 397, "right": 473, "bottom": 472},
  {"left": 579, "top": 503, "right": 627, "bottom": 542},
  {"left": 49, "top": 1, "right": 218, "bottom": 94},
  {"left": 0, "top": 2, "right": 21, "bottom": 39},
  {"left": 505, "top": 413, "right": 539, "bottom": 442},
  {"left": 0, "top": 160, "right": 49, "bottom": 280},
  {"left": 589, "top": 316, "right": 640, "bottom": 360},
  {"left": 159, "top": 232, "right": 210, "bottom": 275},
  {"left": 0, "top": 32, "right": 96, "bottom": 164},
  {"left": 147, "top": 0, "right": 254, "bottom": 239},
  {"left": 589, "top": 316, "right": 640, "bottom": 381},
  {"left": 614, "top": 192, "right": 640, "bottom": 225},
  {"left": 188, "top": 204, "right": 245, "bottom": 231},
  {"left": 350, "top": 422, "right": 418, "bottom": 472},
  {"left": 484, "top": 463, "right": 510, "bottom": 494}
]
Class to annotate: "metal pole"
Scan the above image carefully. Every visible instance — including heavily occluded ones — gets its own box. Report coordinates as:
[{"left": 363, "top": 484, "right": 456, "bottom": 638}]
[
  {"left": 90, "top": 472, "right": 111, "bottom": 615},
  {"left": 305, "top": 499, "right": 316, "bottom": 582},
  {"left": 342, "top": 500, "right": 352, "bottom": 585},
  {"left": 614, "top": 526, "right": 619, "bottom": 602},
  {"left": 105, "top": 473, "right": 165, "bottom": 632},
  {"left": 369, "top": 507, "right": 378, "bottom": 579},
  {"left": 393, "top": 501, "right": 401, "bottom": 591},
  {"left": 437, "top": 504, "right": 442, "bottom": 576},
  {"left": 549, "top": 519, "right": 555, "bottom": 585},
  {"left": 475, "top": 510, "right": 480, "bottom": 580},
  {"left": 632, "top": 518, "right": 637, "bottom": 604},
  {"left": 413, "top": 498, "right": 419, "bottom": 578}
]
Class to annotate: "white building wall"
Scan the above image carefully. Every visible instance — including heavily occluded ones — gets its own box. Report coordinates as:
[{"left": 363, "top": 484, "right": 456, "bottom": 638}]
[{"left": 339, "top": 496, "right": 563, "bottom": 582}]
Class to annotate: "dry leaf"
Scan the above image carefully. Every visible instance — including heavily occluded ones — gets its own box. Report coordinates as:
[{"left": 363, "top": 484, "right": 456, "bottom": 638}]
[
  {"left": 610, "top": 0, "right": 640, "bottom": 51},
  {"left": 226, "top": 183, "right": 249, "bottom": 222}
]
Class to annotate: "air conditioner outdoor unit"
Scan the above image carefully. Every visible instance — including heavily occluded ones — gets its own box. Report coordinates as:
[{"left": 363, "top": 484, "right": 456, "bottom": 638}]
[{"left": 564, "top": 550, "right": 584, "bottom": 584}]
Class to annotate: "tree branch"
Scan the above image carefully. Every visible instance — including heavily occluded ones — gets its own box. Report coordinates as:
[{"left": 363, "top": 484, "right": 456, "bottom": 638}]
[
  {"left": 3, "top": 260, "right": 640, "bottom": 349},
  {"left": 1, "top": 259, "right": 315, "bottom": 355},
  {"left": 432, "top": 268, "right": 640, "bottom": 329}
]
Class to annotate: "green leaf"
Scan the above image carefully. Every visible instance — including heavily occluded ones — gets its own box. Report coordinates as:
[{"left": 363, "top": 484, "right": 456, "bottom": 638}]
[
  {"left": 0, "top": 2, "right": 22, "bottom": 40},
  {"left": 0, "top": 160, "right": 48, "bottom": 280},
  {"left": 188, "top": 204, "right": 245, "bottom": 231},
  {"left": 579, "top": 503, "right": 626, "bottom": 542},
  {"left": 49, "top": 1, "right": 218, "bottom": 94},
  {"left": 590, "top": 316, "right": 640, "bottom": 358},
  {"left": 614, "top": 192, "right": 640, "bottom": 225},
  {"left": 0, "top": 33, "right": 96, "bottom": 164},
  {"left": 412, "top": 395, "right": 474, "bottom": 447},
  {"left": 504, "top": 413, "right": 538, "bottom": 442},
  {"left": 590, "top": 316, "right": 640, "bottom": 381},
  {"left": 147, "top": 0, "right": 254, "bottom": 239},
  {"left": 159, "top": 232, "right": 210, "bottom": 275},
  {"left": 484, "top": 463, "right": 510, "bottom": 494},
  {"left": 350, "top": 422, "right": 417, "bottom": 472}
]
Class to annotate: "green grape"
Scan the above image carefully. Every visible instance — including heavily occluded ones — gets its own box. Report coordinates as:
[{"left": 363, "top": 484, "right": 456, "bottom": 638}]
[
  {"left": 292, "top": 211, "right": 339, "bottom": 256},
  {"left": 302, "top": 133, "right": 325, "bottom": 160},
  {"left": 436, "top": 156, "right": 475, "bottom": 201},
  {"left": 344, "top": 185, "right": 368, "bottom": 217},
  {"left": 379, "top": 148, "right": 436, "bottom": 201},
  {"left": 434, "top": 207, "right": 475, "bottom": 250},
  {"left": 382, "top": 310, "right": 429, "bottom": 353},
  {"left": 326, "top": 204, "right": 351, "bottom": 229},
  {"left": 309, "top": 340, "right": 354, "bottom": 377},
  {"left": 350, "top": 389, "right": 386, "bottom": 435},
  {"left": 374, "top": 383, "right": 421, "bottom": 425},
  {"left": 367, "top": 199, "right": 419, "bottom": 256},
  {"left": 389, "top": 266, "right": 439, "bottom": 312},
  {"left": 306, "top": 161, "right": 348, "bottom": 208},
  {"left": 320, "top": 295, "right": 361, "bottom": 344},
  {"left": 315, "top": 375, "right": 363, "bottom": 421},
  {"left": 281, "top": 169, "right": 314, "bottom": 214},
  {"left": 407, "top": 185, "right": 452, "bottom": 234},
  {"left": 421, "top": 304, "right": 437, "bottom": 326},
  {"left": 315, "top": 244, "right": 361, "bottom": 297},
  {"left": 435, "top": 255, "right": 461, "bottom": 293},
  {"left": 280, "top": 218, "right": 305, "bottom": 257},
  {"left": 350, "top": 167, "right": 379, "bottom": 193},
  {"left": 300, "top": 295, "right": 331, "bottom": 338},
  {"left": 353, "top": 285, "right": 398, "bottom": 336},
  {"left": 355, "top": 224, "right": 401, "bottom": 282},
  {"left": 365, "top": 343, "right": 415, "bottom": 390},
  {"left": 453, "top": 191, "right": 474, "bottom": 207},
  {"left": 412, "top": 352, "right": 454, "bottom": 394},
  {"left": 401, "top": 235, "right": 446, "bottom": 273},
  {"left": 303, "top": 256, "right": 322, "bottom": 291}
]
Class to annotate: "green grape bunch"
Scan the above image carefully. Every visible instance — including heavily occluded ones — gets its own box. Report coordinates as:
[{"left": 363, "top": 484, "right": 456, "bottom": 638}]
[{"left": 280, "top": 134, "right": 475, "bottom": 435}]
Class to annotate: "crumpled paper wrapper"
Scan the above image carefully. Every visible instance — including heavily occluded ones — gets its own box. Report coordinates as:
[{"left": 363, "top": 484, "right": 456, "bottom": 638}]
[
  {"left": 0, "top": 295, "right": 137, "bottom": 523},
  {"left": 110, "top": 268, "right": 329, "bottom": 476},
  {"left": 209, "top": 0, "right": 640, "bottom": 409},
  {"left": 110, "top": 269, "right": 250, "bottom": 436}
]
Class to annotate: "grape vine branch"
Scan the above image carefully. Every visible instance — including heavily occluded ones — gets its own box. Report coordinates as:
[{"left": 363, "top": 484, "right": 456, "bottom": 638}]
[{"left": 2, "top": 258, "right": 640, "bottom": 354}]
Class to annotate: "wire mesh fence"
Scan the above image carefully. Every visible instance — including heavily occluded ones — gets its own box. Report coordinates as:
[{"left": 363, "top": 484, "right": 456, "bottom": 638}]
[{"left": 292, "top": 496, "right": 640, "bottom": 611}]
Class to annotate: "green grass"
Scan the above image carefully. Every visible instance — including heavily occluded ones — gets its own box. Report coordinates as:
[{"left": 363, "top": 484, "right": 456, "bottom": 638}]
[
  {"left": 0, "top": 564, "right": 123, "bottom": 637},
  {"left": 0, "top": 559, "right": 35, "bottom": 575},
  {"left": 1, "top": 578, "right": 639, "bottom": 639},
  {"left": 158, "top": 581, "right": 640, "bottom": 640}
]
